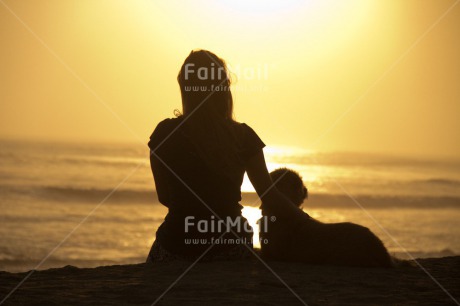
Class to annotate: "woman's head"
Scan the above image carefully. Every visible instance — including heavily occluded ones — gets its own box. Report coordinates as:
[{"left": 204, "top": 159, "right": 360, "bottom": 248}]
[
  {"left": 175, "top": 50, "right": 242, "bottom": 183},
  {"left": 177, "top": 50, "right": 233, "bottom": 120}
]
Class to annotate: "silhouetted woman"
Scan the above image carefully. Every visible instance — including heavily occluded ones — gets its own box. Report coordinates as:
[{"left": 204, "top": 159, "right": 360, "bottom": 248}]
[{"left": 147, "top": 50, "right": 304, "bottom": 262}]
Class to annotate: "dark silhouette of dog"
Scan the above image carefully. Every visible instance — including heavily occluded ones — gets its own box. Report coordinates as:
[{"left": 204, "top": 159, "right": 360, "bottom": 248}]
[{"left": 260, "top": 168, "right": 394, "bottom": 267}]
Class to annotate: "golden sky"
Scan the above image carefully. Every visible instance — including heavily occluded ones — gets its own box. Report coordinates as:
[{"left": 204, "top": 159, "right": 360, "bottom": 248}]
[{"left": 1, "top": 0, "right": 459, "bottom": 157}]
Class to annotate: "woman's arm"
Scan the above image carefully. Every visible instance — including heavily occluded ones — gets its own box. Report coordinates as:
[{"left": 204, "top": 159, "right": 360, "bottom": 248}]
[
  {"left": 150, "top": 151, "right": 171, "bottom": 207},
  {"left": 246, "top": 150, "right": 306, "bottom": 221}
]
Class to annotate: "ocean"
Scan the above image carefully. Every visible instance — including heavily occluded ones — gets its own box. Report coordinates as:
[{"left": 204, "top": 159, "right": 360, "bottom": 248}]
[{"left": 1, "top": 140, "right": 459, "bottom": 272}]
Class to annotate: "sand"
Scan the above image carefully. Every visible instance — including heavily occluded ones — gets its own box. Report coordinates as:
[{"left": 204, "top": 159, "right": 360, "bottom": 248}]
[{"left": 0, "top": 256, "right": 459, "bottom": 305}]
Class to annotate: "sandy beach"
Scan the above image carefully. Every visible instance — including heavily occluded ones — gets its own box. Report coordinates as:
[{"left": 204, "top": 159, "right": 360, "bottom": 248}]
[{"left": 1, "top": 256, "right": 459, "bottom": 305}]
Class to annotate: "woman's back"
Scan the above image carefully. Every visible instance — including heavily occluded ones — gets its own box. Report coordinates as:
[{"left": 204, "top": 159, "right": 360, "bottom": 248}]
[{"left": 148, "top": 116, "right": 265, "bottom": 258}]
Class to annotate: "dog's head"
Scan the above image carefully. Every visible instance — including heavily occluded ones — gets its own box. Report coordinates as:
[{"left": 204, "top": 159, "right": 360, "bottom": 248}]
[{"left": 269, "top": 168, "right": 308, "bottom": 207}]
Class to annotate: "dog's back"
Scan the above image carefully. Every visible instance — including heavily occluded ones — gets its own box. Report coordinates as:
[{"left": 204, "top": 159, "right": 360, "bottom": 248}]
[
  {"left": 261, "top": 211, "right": 393, "bottom": 267},
  {"left": 261, "top": 168, "right": 393, "bottom": 267}
]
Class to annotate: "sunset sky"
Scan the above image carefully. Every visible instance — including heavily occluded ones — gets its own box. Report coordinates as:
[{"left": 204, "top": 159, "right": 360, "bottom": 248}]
[{"left": 1, "top": 0, "right": 459, "bottom": 157}]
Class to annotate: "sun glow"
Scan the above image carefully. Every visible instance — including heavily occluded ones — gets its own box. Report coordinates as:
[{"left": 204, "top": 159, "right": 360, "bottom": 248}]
[
  {"left": 121, "top": 0, "right": 376, "bottom": 65},
  {"left": 241, "top": 206, "right": 263, "bottom": 249},
  {"left": 221, "top": 0, "right": 304, "bottom": 14},
  {"left": 3, "top": 1, "right": 458, "bottom": 157}
]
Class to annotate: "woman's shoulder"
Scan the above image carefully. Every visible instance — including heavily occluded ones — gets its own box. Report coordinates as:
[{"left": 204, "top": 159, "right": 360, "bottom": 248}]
[
  {"left": 231, "top": 121, "right": 264, "bottom": 144},
  {"left": 232, "top": 121, "right": 258, "bottom": 135},
  {"left": 231, "top": 121, "right": 265, "bottom": 157},
  {"left": 153, "top": 117, "right": 184, "bottom": 133},
  {"left": 148, "top": 117, "right": 183, "bottom": 147},
  {"left": 156, "top": 117, "right": 182, "bottom": 128}
]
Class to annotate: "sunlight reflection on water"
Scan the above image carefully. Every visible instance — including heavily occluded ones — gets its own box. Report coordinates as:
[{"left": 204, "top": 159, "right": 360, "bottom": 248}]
[{"left": 241, "top": 146, "right": 329, "bottom": 193}]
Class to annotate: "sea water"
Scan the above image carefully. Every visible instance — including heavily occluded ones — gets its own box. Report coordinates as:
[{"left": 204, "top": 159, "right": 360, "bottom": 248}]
[{"left": 0, "top": 140, "right": 459, "bottom": 272}]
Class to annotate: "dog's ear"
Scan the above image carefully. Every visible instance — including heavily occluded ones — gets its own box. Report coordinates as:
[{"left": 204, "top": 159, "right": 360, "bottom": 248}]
[{"left": 303, "top": 187, "right": 308, "bottom": 200}]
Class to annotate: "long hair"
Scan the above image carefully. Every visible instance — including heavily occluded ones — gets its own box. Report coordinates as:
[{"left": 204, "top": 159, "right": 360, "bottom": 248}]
[{"left": 176, "top": 50, "right": 243, "bottom": 183}]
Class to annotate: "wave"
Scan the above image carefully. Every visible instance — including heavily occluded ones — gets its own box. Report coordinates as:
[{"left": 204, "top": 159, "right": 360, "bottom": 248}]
[
  {"left": 268, "top": 151, "right": 460, "bottom": 168},
  {"left": 40, "top": 186, "right": 158, "bottom": 203},
  {"left": 421, "top": 178, "right": 460, "bottom": 186},
  {"left": 2, "top": 185, "right": 460, "bottom": 208},
  {"left": 0, "top": 213, "right": 165, "bottom": 224},
  {"left": 56, "top": 155, "right": 148, "bottom": 168},
  {"left": 0, "top": 185, "right": 156, "bottom": 203},
  {"left": 308, "top": 193, "right": 460, "bottom": 208}
]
